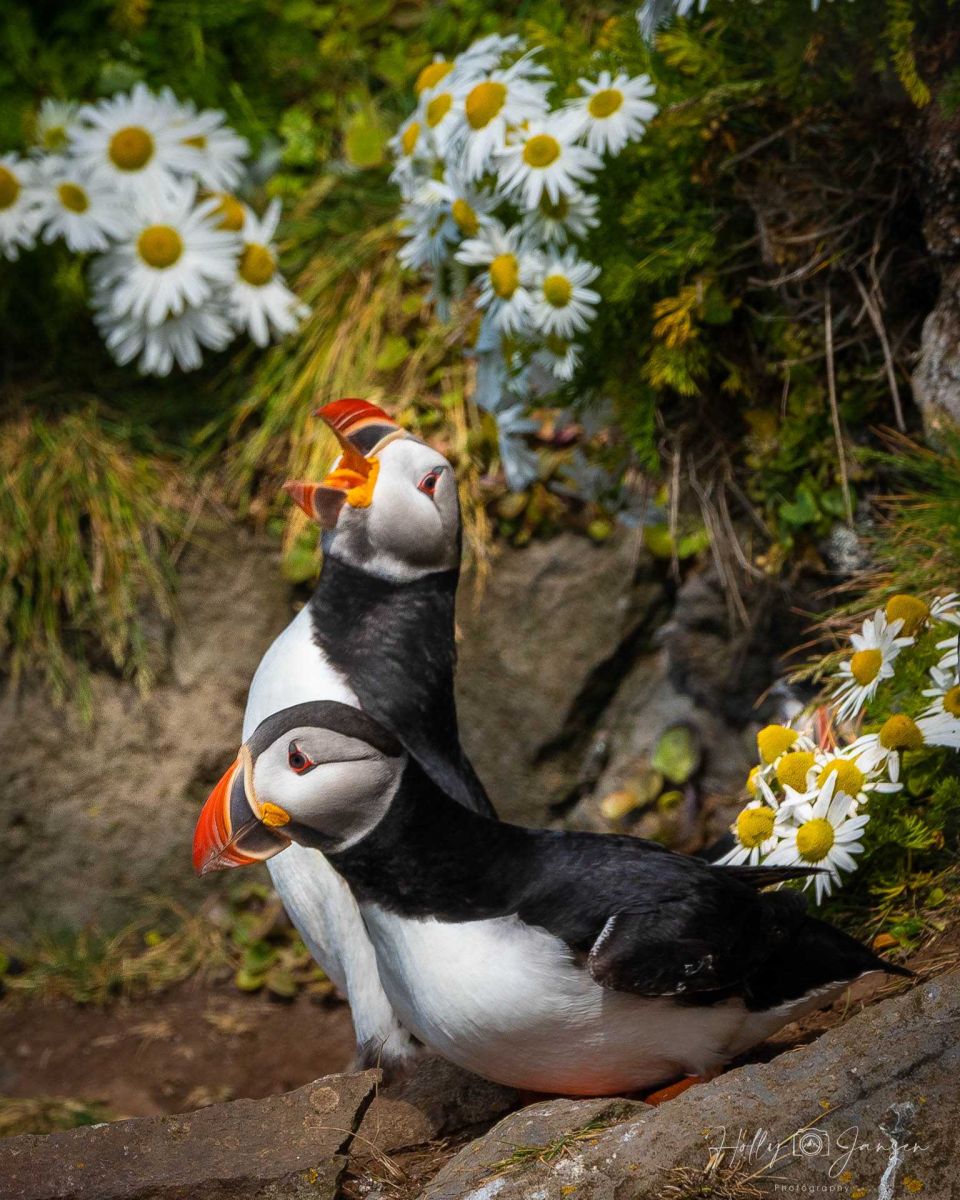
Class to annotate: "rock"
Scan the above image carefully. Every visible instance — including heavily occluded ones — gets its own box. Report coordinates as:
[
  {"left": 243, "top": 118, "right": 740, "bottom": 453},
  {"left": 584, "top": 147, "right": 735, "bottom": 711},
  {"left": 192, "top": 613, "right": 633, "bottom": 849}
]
[
  {"left": 419, "top": 1096, "right": 649, "bottom": 1200},
  {"left": 456, "top": 529, "right": 668, "bottom": 824},
  {"left": 0, "top": 524, "right": 294, "bottom": 935},
  {"left": 356, "top": 1055, "right": 518, "bottom": 1153},
  {"left": 914, "top": 264, "right": 960, "bottom": 439},
  {"left": 418, "top": 971, "right": 960, "bottom": 1199},
  {"left": 0, "top": 1070, "right": 378, "bottom": 1200}
]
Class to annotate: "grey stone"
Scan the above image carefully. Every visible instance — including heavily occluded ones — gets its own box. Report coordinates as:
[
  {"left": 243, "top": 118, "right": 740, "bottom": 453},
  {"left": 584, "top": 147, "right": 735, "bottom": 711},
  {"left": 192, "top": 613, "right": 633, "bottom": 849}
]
[
  {"left": 419, "top": 971, "right": 960, "bottom": 1199},
  {"left": 914, "top": 264, "right": 960, "bottom": 438},
  {"left": 356, "top": 1055, "right": 519, "bottom": 1153},
  {"left": 0, "top": 1070, "right": 378, "bottom": 1200},
  {"left": 419, "top": 1097, "right": 648, "bottom": 1200},
  {"left": 0, "top": 525, "right": 294, "bottom": 935},
  {"left": 456, "top": 529, "right": 670, "bottom": 823}
]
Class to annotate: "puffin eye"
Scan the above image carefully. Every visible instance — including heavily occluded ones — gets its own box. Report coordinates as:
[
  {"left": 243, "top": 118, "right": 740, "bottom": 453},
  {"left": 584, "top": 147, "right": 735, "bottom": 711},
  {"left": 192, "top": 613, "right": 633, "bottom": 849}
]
[
  {"left": 287, "top": 742, "right": 317, "bottom": 775},
  {"left": 417, "top": 469, "right": 443, "bottom": 498}
]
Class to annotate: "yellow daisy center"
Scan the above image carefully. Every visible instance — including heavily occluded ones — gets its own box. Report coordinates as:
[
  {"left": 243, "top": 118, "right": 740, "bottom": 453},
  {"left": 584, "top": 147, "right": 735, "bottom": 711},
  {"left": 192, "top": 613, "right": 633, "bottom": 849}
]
[
  {"left": 545, "top": 333, "right": 569, "bottom": 356},
  {"left": 489, "top": 252, "right": 519, "bottom": 299},
  {"left": 183, "top": 134, "right": 207, "bottom": 149},
  {"left": 879, "top": 714, "right": 923, "bottom": 751},
  {"left": 426, "top": 93, "right": 452, "bottom": 127},
  {"left": 746, "top": 765, "right": 761, "bottom": 797},
  {"left": 400, "top": 121, "right": 420, "bottom": 157},
  {"left": 415, "top": 60, "right": 452, "bottom": 96},
  {"left": 588, "top": 88, "right": 624, "bottom": 119},
  {"left": 239, "top": 242, "right": 276, "bottom": 286},
  {"left": 818, "top": 758, "right": 864, "bottom": 797},
  {"left": 42, "top": 126, "right": 68, "bottom": 152},
  {"left": 466, "top": 81, "right": 507, "bottom": 130},
  {"left": 543, "top": 274, "right": 573, "bottom": 307},
  {"left": 776, "top": 750, "right": 815, "bottom": 792},
  {"left": 523, "top": 133, "right": 561, "bottom": 168},
  {"left": 137, "top": 224, "right": 183, "bottom": 269},
  {"left": 757, "top": 725, "right": 797, "bottom": 764},
  {"left": 796, "top": 818, "right": 835, "bottom": 863},
  {"left": 943, "top": 686, "right": 960, "bottom": 718},
  {"left": 451, "top": 198, "right": 478, "bottom": 237},
  {"left": 885, "top": 594, "right": 929, "bottom": 636},
  {"left": 850, "top": 648, "right": 883, "bottom": 686},
  {"left": 0, "top": 166, "right": 20, "bottom": 210},
  {"left": 109, "top": 125, "right": 154, "bottom": 171},
  {"left": 737, "top": 805, "right": 776, "bottom": 849},
  {"left": 57, "top": 182, "right": 89, "bottom": 213},
  {"left": 213, "top": 194, "right": 245, "bottom": 231}
]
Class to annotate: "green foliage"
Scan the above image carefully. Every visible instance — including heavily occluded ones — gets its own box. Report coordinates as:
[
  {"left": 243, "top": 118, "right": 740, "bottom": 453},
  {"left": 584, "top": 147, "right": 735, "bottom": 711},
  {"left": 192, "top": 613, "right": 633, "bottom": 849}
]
[{"left": 0, "top": 409, "right": 182, "bottom": 710}]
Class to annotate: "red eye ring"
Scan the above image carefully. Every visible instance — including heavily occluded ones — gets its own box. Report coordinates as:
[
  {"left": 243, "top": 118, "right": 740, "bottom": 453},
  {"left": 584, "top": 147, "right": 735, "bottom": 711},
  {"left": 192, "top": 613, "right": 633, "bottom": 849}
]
[
  {"left": 418, "top": 469, "right": 442, "bottom": 497},
  {"left": 288, "top": 742, "right": 316, "bottom": 775}
]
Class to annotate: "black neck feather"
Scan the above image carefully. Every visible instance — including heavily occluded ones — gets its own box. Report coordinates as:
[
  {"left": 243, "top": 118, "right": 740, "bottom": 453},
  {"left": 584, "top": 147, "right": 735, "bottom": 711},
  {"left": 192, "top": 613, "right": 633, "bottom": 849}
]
[{"left": 309, "top": 555, "right": 494, "bottom": 817}]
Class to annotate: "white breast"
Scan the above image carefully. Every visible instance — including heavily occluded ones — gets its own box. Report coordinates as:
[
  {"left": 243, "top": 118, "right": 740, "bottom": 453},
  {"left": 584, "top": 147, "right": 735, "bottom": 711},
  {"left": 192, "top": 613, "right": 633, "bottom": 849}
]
[
  {"left": 242, "top": 603, "right": 358, "bottom": 740},
  {"left": 359, "top": 906, "right": 809, "bottom": 1095}
]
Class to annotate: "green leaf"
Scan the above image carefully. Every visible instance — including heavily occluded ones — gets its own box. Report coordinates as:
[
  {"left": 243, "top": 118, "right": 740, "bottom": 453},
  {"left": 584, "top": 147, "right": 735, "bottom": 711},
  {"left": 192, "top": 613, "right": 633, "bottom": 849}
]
[
  {"left": 344, "top": 107, "right": 387, "bottom": 168},
  {"left": 651, "top": 725, "right": 701, "bottom": 785},
  {"left": 374, "top": 334, "right": 410, "bottom": 372}
]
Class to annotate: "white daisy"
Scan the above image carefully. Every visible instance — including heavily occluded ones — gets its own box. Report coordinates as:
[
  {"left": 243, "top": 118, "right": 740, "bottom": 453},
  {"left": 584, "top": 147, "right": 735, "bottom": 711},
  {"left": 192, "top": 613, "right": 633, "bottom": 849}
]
[
  {"left": 167, "top": 94, "right": 250, "bottom": 190},
  {"left": 399, "top": 170, "right": 495, "bottom": 271},
  {"left": 497, "top": 114, "right": 601, "bottom": 209},
  {"left": 529, "top": 251, "right": 600, "bottom": 339},
  {"left": 454, "top": 55, "right": 550, "bottom": 181},
  {"left": 226, "top": 199, "right": 308, "bottom": 347},
  {"left": 637, "top": 0, "right": 708, "bottom": 40},
  {"left": 755, "top": 723, "right": 816, "bottom": 771},
  {"left": 532, "top": 335, "right": 581, "bottom": 382},
  {"left": 388, "top": 112, "right": 436, "bottom": 196},
  {"left": 777, "top": 747, "right": 900, "bottom": 814},
  {"left": 846, "top": 709, "right": 960, "bottom": 782},
  {"left": 831, "top": 610, "right": 913, "bottom": 722},
  {"left": 717, "top": 775, "right": 782, "bottom": 866},
  {"left": 32, "top": 98, "right": 79, "bottom": 153},
  {"left": 0, "top": 154, "right": 43, "bottom": 260},
  {"left": 566, "top": 71, "right": 658, "bottom": 155},
  {"left": 94, "top": 297, "right": 235, "bottom": 376},
  {"left": 418, "top": 77, "right": 466, "bottom": 158},
  {"left": 93, "top": 181, "right": 240, "bottom": 327},
  {"left": 765, "top": 774, "right": 868, "bottom": 904},
  {"left": 921, "top": 662, "right": 960, "bottom": 722},
  {"left": 456, "top": 221, "right": 540, "bottom": 335},
  {"left": 521, "top": 189, "right": 599, "bottom": 247},
  {"left": 930, "top": 592, "right": 960, "bottom": 627},
  {"left": 450, "top": 33, "right": 522, "bottom": 80},
  {"left": 71, "top": 83, "right": 196, "bottom": 199},
  {"left": 34, "top": 158, "right": 125, "bottom": 253}
]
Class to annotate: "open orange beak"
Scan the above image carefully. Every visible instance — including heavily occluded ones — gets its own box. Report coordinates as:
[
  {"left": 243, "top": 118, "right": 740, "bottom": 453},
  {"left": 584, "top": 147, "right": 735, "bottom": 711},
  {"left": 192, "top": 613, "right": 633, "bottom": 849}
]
[
  {"left": 192, "top": 751, "right": 290, "bottom": 876},
  {"left": 283, "top": 397, "right": 405, "bottom": 528}
]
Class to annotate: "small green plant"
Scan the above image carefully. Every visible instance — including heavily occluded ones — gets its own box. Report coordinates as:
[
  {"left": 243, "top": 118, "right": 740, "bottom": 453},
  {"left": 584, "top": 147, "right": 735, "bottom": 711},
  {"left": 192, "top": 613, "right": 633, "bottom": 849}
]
[{"left": 0, "top": 1097, "right": 114, "bottom": 1138}]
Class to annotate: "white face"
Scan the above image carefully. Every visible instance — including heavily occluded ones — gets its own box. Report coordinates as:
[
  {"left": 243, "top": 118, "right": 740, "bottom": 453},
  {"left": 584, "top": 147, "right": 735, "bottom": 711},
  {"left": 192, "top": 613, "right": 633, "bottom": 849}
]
[
  {"left": 324, "top": 438, "right": 461, "bottom": 581},
  {"left": 250, "top": 725, "right": 405, "bottom": 850}
]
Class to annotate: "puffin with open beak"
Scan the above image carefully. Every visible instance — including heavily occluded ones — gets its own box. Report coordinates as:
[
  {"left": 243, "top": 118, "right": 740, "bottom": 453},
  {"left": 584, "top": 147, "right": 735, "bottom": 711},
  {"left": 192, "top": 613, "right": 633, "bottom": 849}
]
[
  {"left": 207, "top": 398, "right": 494, "bottom": 1072},
  {"left": 195, "top": 701, "right": 909, "bottom": 1098}
]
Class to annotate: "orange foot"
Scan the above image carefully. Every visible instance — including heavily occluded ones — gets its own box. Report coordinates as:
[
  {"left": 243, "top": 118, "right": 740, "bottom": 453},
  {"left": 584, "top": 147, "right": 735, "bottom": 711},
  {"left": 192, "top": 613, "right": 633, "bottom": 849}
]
[{"left": 643, "top": 1075, "right": 707, "bottom": 1106}]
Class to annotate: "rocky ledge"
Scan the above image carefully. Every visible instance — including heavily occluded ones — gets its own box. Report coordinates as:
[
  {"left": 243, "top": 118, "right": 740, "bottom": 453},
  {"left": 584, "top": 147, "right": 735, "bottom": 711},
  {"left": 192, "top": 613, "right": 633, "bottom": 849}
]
[{"left": 2, "top": 971, "right": 957, "bottom": 1199}]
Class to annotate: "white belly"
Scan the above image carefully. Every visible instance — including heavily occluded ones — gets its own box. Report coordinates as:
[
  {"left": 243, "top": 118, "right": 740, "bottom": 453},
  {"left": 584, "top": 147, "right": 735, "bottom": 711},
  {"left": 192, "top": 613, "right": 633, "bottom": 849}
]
[{"left": 360, "top": 906, "right": 815, "bottom": 1095}]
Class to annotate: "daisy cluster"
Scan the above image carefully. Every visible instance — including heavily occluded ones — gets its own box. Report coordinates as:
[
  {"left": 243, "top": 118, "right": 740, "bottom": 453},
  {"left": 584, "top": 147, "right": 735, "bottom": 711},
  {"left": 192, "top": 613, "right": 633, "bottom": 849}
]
[
  {"left": 721, "top": 592, "right": 960, "bottom": 902},
  {"left": 0, "top": 89, "right": 307, "bottom": 376},
  {"left": 637, "top": 0, "right": 850, "bottom": 38},
  {"left": 389, "top": 34, "right": 657, "bottom": 490}
]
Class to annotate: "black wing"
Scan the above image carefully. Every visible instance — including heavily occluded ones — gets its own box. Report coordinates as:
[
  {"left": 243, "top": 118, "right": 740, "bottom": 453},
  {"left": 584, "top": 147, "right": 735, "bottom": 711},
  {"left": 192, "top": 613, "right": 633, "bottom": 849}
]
[{"left": 586, "top": 864, "right": 810, "bottom": 1000}]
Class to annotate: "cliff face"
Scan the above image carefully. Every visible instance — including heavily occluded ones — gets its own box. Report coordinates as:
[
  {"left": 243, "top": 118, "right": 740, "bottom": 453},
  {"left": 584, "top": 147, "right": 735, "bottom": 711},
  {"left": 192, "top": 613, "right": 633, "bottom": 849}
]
[{"left": 914, "top": 93, "right": 960, "bottom": 438}]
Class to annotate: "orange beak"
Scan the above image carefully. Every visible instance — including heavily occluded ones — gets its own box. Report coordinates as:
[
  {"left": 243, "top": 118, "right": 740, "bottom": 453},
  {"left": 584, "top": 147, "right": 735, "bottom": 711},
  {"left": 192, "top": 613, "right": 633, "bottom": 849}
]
[
  {"left": 282, "top": 397, "right": 404, "bottom": 527},
  {"left": 192, "top": 752, "right": 289, "bottom": 876}
]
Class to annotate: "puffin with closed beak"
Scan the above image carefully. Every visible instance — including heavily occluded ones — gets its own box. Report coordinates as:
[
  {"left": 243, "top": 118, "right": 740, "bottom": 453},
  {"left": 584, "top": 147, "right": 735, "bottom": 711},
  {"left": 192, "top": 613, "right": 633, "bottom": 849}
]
[
  {"left": 195, "top": 700, "right": 908, "bottom": 1097},
  {"left": 225, "top": 397, "right": 494, "bottom": 1072}
]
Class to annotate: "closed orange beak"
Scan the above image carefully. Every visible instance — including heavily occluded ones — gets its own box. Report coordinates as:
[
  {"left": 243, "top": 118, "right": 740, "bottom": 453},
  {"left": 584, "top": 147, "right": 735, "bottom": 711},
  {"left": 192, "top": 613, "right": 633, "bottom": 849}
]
[{"left": 193, "top": 752, "right": 289, "bottom": 876}]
